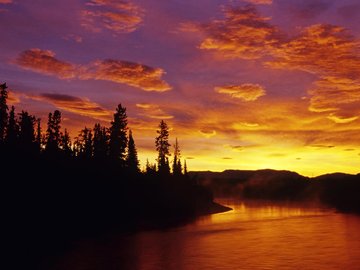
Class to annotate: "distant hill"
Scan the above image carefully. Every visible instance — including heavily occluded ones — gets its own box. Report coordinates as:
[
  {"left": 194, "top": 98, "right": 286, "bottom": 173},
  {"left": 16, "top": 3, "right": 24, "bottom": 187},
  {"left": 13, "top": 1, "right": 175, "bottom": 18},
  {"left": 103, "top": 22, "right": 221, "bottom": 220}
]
[{"left": 190, "top": 169, "right": 360, "bottom": 213}]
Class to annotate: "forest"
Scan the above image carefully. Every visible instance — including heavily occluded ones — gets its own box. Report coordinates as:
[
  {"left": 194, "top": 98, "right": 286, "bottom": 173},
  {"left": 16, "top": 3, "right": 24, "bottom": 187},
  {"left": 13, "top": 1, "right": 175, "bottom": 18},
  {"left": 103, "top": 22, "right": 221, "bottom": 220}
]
[{"left": 1, "top": 82, "right": 229, "bottom": 268}]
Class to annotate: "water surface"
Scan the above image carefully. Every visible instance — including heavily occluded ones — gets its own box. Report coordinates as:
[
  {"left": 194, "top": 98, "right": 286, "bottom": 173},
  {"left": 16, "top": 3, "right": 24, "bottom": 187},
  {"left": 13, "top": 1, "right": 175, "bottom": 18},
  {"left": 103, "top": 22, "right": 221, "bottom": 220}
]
[{"left": 42, "top": 199, "right": 360, "bottom": 270}]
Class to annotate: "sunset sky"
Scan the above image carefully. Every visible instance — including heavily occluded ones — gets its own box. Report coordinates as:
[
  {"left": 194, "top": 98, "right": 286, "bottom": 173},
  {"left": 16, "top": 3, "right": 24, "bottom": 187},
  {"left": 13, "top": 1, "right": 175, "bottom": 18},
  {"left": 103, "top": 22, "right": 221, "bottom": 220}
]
[{"left": 1, "top": 0, "right": 360, "bottom": 176}]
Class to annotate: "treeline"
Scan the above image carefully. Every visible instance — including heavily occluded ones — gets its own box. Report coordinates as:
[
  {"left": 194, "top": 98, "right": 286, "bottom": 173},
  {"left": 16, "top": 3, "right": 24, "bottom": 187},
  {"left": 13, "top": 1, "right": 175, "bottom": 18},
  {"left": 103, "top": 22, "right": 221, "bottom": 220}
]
[
  {"left": 2, "top": 82, "right": 229, "bottom": 269},
  {"left": 0, "top": 82, "right": 186, "bottom": 176}
]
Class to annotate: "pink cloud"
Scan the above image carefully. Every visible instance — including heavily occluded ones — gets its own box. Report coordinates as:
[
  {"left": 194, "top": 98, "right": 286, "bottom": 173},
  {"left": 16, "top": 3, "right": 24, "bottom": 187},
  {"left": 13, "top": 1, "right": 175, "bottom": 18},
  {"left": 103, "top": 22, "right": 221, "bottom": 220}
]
[
  {"left": 15, "top": 49, "right": 172, "bottom": 92},
  {"left": 81, "top": 0, "right": 144, "bottom": 34}
]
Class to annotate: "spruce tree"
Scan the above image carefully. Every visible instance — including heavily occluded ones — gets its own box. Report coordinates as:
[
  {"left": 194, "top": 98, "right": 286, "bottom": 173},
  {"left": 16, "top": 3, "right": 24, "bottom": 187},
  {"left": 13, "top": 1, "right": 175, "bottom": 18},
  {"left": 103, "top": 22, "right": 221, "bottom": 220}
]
[
  {"left": 93, "top": 123, "right": 108, "bottom": 159},
  {"left": 109, "top": 104, "right": 128, "bottom": 164},
  {"left": 0, "top": 83, "right": 9, "bottom": 142},
  {"left": 36, "top": 118, "right": 41, "bottom": 152},
  {"left": 155, "top": 120, "right": 171, "bottom": 175},
  {"left": 5, "top": 106, "right": 18, "bottom": 146},
  {"left": 172, "top": 138, "right": 182, "bottom": 176},
  {"left": 184, "top": 159, "right": 188, "bottom": 176},
  {"left": 76, "top": 127, "right": 93, "bottom": 159},
  {"left": 45, "top": 110, "right": 62, "bottom": 154},
  {"left": 126, "top": 129, "right": 140, "bottom": 173},
  {"left": 18, "top": 111, "right": 36, "bottom": 152},
  {"left": 61, "top": 128, "right": 72, "bottom": 157}
]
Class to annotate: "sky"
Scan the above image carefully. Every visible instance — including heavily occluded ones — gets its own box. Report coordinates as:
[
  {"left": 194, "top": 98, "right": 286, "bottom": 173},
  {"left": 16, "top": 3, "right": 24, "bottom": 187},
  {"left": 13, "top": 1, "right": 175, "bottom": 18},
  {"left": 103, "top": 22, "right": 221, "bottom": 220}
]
[{"left": 1, "top": 0, "right": 360, "bottom": 176}]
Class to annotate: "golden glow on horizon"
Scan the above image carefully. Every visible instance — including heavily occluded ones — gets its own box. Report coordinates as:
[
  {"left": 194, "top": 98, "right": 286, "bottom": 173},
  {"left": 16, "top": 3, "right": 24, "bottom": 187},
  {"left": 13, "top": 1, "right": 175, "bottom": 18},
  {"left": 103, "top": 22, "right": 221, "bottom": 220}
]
[{"left": 2, "top": 1, "right": 360, "bottom": 177}]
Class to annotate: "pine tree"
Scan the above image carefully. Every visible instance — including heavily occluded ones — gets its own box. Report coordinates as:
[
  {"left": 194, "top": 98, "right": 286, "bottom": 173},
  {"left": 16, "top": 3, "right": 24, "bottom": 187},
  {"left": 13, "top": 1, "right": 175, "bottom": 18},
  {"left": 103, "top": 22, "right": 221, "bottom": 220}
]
[
  {"left": 0, "top": 83, "right": 9, "bottom": 142},
  {"left": 109, "top": 104, "right": 128, "bottom": 164},
  {"left": 155, "top": 120, "right": 171, "bottom": 175},
  {"left": 61, "top": 128, "right": 72, "bottom": 157},
  {"left": 36, "top": 118, "right": 41, "bottom": 152},
  {"left": 45, "top": 110, "right": 62, "bottom": 154},
  {"left": 145, "top": 158, "right": 157, "bottom": 175},
  {"left": 75, "top": 127, "right": 93, "bottom": 159},
  {"left": 172, "top": 138, "right": 182, "bottom": 176},
  {"left": 93, "top": 123, "right": 108, "bottom": 159},
  {"left": 5, "top": 106, "right": 18, "bottom": 146},
  {"left": 184, "top": 159, "right": 188, "bottom": 176},
  {"left": 126, "top": 129, "right": 140, "bottom": 173},
  {"left": 18, "top": 111, "right": 36, "bottom": 152}
]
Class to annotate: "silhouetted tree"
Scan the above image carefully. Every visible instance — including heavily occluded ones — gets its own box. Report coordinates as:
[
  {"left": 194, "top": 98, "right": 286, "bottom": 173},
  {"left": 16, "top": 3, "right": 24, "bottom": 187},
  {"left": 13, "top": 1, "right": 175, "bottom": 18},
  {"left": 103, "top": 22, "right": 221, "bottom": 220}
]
[
  {"left": 75, "top": 127, "right": 93, "bottom": 159},
  {"left": 126, "top": 129, "right": 140, "bottom": 173},
  {"left": 93, "top": 123, "right": 108, "bottom": 160},
  {"left": 184, "top": 159, "right": 188, "bottom": 176},
  {"left": 61, "top": 128, "right": 72, "bottom": 157},
  {"left": 18, "top": 110, "right": 36, "bottom": 152},
  {"left": 36, "top": 118, "right": 42, "bottom": 152},
  {"left": 145, "top": 158, "right": 157, "bottom": 175},
  {"left": 172, "top": 138, "right": 182, "bottom": 176},
  {"left": 45, "top": 110, "right": 62, "bottom": 154},
  {"left": 5, "top": 106, "right": 18, "bottom": 146},
  {"left": 0, "top": 83, "right": 8, "bottom": 142},
  {"left": 109, "top": 104, "right": 128, "bottom": 165},
  {"left": 155, "top": 120, "right": 171, "bottom": 175}
]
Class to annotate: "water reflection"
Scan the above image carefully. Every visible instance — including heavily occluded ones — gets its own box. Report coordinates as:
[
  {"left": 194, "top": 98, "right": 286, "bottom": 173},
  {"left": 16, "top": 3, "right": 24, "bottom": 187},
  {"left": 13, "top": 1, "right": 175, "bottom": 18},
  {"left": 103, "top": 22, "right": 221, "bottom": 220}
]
[{"left": 41, "top": 200, "right": 360, "bottom": 270}]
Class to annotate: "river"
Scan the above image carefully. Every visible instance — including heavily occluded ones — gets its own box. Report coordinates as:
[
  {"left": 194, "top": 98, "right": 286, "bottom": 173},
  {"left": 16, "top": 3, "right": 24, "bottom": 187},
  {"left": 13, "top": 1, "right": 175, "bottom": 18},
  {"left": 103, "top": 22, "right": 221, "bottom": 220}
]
[{"left": 40, "top": 199, "right": 360, "bottom": 270}]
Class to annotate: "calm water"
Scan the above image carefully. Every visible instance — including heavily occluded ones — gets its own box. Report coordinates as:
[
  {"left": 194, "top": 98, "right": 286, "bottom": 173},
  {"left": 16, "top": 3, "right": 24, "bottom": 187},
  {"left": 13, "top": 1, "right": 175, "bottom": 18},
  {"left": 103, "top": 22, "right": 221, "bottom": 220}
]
[{"left": 42, "top": 200, "right": 360, "bottom": 270}]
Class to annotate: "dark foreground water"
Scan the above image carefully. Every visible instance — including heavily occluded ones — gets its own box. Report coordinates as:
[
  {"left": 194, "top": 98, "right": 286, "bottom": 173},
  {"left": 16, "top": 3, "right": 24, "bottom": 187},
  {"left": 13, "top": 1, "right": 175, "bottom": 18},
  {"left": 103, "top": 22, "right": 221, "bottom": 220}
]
[{"left": 40, "top": 200, "right": 360, "bottom": 270}]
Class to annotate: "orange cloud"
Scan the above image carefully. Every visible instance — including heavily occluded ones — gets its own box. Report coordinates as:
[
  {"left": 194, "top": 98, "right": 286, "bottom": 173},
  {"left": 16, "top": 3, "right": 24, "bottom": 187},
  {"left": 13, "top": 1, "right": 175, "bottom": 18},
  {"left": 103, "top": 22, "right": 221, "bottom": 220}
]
[
  {"left": 327, "top": 113, "right": 358, "bottom": 124},
  {"left": 28, "top": 93, "right": 111, "bottom": 121},
  {"left": 190, "top": 5, "right": 360, "bottom": 123},
  {"left": 266, "top": 24, "right": 360, "bottom": 77},
  {"left": 82, "top": 60, "right": 171, "bottom": 92},
  {"left": 81, "top": 0, "right": 144, "bottom": 34},
  {"left": 266, "top": 24, "right": 360, "bottom": 122},
  {"left": 136, "top": 103, "right": 173, "bottom": 119},
  {"left": 245, "top": 0, "right": 272, "bottom": 5},
  {"left": 215, "top": 84, "right": 266, "bottom": 101},
  {"left": 15, "top": 49, "right": 171, "bottom": 92},
  {"left": 7, "top": 91, "right": 21, "bottom": 105},
  {"left": 198, "top": 5, "right": 282, "bottom": 59},
  {"left": 16, "top": 49, "right": 77, "bottom": 79}
]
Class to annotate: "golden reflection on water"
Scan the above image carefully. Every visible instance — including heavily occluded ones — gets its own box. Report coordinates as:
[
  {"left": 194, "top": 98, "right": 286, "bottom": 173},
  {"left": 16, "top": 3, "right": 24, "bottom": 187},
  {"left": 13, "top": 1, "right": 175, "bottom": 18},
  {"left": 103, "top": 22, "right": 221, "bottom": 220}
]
[{"left": 42, "top": 200, "right": 360, "bottom": 270}]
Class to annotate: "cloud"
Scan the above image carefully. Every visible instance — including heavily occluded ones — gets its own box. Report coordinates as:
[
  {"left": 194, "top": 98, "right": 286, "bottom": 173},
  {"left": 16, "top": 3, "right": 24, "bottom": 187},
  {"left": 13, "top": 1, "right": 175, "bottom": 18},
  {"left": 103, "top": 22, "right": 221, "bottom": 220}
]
[
  {"left": 266, "top": 24, "right": 360, "bottom": 122},
  {"left": 15, "top": 49, "right": 171, "bottom": 91},
  {"left": 0, "top": 0, "right": 12, "bottom": 4},
  {"left": 136, "top": 103, "right": 173, "bottom": 119},
  {"left": 308, "top": 76, "right": 360, "bottom": 114},
  {"left": 28, "top": 93, "right": 111, "bottom": 121},
  {"left": 199, "top": 129, "right": 217, "bottom": 138},
  {"left": 7, "top": 91, "right": 21, "bottom": 105},
  {"left": 188, "top": 5, "right": 360, "bottom": 123},
  {"left": 326, "top": 114, "right": 358, "bottom": 124},
  {"left": 81, "top": 0, "right": 144, "bottom": 34},
  {"left": 82, "top": 60, "right": 171, "bottom": 91},
  {"left": 244, "top": 0, "right": 272, "bottom": 5},
  {"left": 197, "top": 5, "right": 282, "bottom": 59},
  {"left": 308, "top": 144, "right": 335, "bottom": 149},
  {"left": 63, "top": 34, "right": 83, "bottom": 43},
  {"left": 16, "top": 49, "right": 77, "bottom": 79},
  {"left": 215, "top": 84, "right": 266, "bottom": 101},
  {"left": 266, "top": 24, "right": 360, "bottom": 77}
]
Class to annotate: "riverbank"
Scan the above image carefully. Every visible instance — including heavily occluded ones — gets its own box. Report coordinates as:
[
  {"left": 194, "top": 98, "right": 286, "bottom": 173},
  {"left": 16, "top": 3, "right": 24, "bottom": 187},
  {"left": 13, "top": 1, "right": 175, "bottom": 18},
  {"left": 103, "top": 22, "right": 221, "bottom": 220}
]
[
  {"left": 191, "top": 169, "right": 360, "bottom": 214},
  {"left": 4, "top": 160, "right": 230, "bottom": 270}
]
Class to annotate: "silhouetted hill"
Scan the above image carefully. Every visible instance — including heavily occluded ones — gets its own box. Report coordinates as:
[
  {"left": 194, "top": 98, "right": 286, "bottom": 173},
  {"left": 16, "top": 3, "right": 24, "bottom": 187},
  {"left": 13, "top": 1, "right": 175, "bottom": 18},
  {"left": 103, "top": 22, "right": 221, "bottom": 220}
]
[
  {"left": 190, "top": 169, "right": 309, "bottom": 198},
  {"left": 190, "top": 169, "right": 360, "bottom": 213},
  {"left": 312, "top": 172, "right": 360, "bottom": 213}
]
